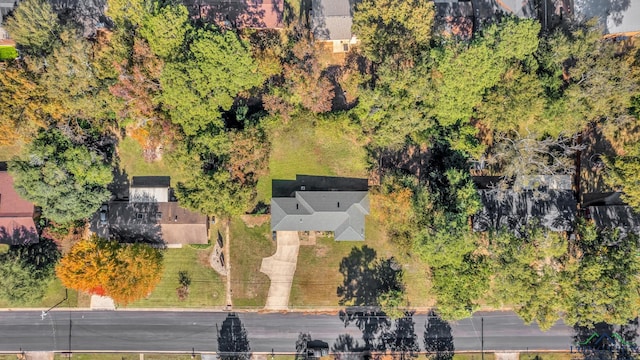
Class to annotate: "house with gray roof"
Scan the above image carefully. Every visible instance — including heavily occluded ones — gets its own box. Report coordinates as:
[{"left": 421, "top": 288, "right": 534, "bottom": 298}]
[
  {"left": 473, "top": 189, "right": 577, "bottom": 233},
  {"left": 91, "top": 176, "right": 209, "bottom": 246},
  {"left": 271, "top": 176, "right": 369, "bottom": 240},
  {"left": 311, "top": 0, "right": 357, "bottom": 52}
]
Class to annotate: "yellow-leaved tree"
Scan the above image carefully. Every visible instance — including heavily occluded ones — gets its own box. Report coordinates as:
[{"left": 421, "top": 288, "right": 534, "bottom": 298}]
[{"left": 56, "top": 236, "right": 163, "bottom": 305}]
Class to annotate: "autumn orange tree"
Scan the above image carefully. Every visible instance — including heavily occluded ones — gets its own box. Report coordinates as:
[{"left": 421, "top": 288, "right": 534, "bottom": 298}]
[{"left": 56, "top": 235, "right": 163, "bottom": 305}]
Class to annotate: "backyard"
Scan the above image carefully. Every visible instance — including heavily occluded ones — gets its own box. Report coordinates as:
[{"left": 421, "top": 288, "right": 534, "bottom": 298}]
[
  {"left": 126, "top": 245, "right": 226, "bottom": 308},
  {"left": 229, "top": 218, "right": 274, "bottom": 308},
  {"left": 256, "top": 115, "right": 368, "bottom": 202},
  {"left": 117, "top": 137, "right": 189, "bottom": 186}
]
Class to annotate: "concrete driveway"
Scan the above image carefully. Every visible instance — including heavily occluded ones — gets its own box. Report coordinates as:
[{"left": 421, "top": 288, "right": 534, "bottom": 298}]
[{"left": 260, "top": 231, "right": 300, "bottom": 310}]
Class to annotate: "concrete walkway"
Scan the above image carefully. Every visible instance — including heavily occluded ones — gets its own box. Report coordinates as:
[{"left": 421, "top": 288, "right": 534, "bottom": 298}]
[
  {"left": 90, "top": 295, "right": 116, "bottom": 310},
  {"left": 260, "top": 231, "right": 300, "bottom": 310}
]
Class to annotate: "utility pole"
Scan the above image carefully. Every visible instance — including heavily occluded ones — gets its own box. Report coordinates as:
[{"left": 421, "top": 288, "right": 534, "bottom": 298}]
[
  {"left": 481, "top": 317, "right": 484, "bottom": 360},
  {"left": 41, "top": 289, "right": 68, "bottom": 320}
]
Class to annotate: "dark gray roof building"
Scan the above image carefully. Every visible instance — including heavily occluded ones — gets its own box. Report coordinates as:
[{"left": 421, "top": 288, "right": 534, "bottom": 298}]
[
  {"left": 91, "top": 176, "right": 208, "bottom": 246},
  {"left": 271, "top": 190, "right": 369, "bottom": 241},
  {"left": 473, "top": 189, "right": 577, "bottom": 233},
  {"left": 588, "top": 205, "right": 640, "bottom": 236}
]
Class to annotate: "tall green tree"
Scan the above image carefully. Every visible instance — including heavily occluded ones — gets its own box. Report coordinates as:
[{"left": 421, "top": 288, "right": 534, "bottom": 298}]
[
  {"left": 604, "top": 142, "right": 640, "bottom": 210},
  {"left": 9, "top": 130, "right": 113, "bottom": 224},
  {"left": 159, "top": 28, "right": 264, "bottom": 136},
  {"left": 3, "top": 0, "right": 60, "bottom": 55},
  {"left": 489, "top": 226, "right": 568, "bottom": 330},
  {"left": 564, "top": 222, "right": 640, "bottom": 327},
  {"left": 140, "top": 3, "right": 191, "bottom": 59},
  {"left": 352, "top": 0, "right": 435, "bottom": 65}
]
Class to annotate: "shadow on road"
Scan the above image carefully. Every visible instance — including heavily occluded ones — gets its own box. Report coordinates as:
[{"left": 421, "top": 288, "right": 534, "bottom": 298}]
[
  {"left": 424, "top": 310, "right": 454, "bottom": 360},
  {"left": 217, "top": 313, "right": 251, "bottom": 360}
]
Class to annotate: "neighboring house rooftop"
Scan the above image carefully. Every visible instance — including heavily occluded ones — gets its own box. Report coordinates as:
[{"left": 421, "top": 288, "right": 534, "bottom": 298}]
[
  {"left": 473, "top": 189, "right": 577, "bottom": 233},
  {"left": 587, "top": 205, "right": 640, "bottom": 236},
  {"left": 98, "top": 202, "right": 208, "bottom": 245},
  {"left": 311, "top": 0, "right": 354, "bottom": 41},
  {"left": 0, "top": 169, "right": 38, "bottom": 245},
  {"left": 513, "top": 175, "right": 573, "bottom": 191},
  {"left": 271, "top": 191, "right": 370, "bottom": 240},
  {"left": 91, "top": 176, "right": 208, "bottom": 246},
  {"left": 189, "top": 0, "right": 284, "bottom": 28},
  {"left": 574, "top": 0, "right": 640, "bottom": 36},
  {"left": 434, "top": 1, "right": 474, "bottom": 40}
]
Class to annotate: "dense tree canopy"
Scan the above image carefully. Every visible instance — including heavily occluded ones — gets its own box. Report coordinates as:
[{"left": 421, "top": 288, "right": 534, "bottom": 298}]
[
  {"left": 160, "top": 28, "right": 264, "bottom": 136},
  {"left": 56, "top": 236, "right": 163, "bottom": 305},
  {"left": 9, "top": 130, "right": 113, "bottom": 224},
  {"left": 3, "top": 0, "right": 60, "bottom": 55}
]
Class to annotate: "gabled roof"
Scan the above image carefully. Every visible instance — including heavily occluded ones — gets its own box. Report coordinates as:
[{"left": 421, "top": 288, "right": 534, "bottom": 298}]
[
  {"left": 311, "top": 0, "right": 354, "bottom": 41},
  {"left": 192, "top": 0, "right": 284, "bottom": 29},
  {"left": 0, "top": 171, "right": 38, "bottom": 245},
  {"left": 94, "top": 202, "right": 208, "bottom": 245},
  {"left": 473, "top": 189, "right": 577, "bottom": 233},
  {"left": 588, "top": 205, "right": 640, "bottom": 235},
  {"left": 271, "top": 191, "right": 369, "bottom": 240}
]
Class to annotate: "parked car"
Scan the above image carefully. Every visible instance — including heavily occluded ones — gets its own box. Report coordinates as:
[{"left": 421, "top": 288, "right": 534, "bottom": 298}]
[{"left": 99, "top": 204, "right": 108, "bottom": 224}]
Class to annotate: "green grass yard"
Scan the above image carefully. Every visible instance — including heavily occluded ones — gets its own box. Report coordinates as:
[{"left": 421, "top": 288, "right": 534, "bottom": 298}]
[
  {"left": 126, "top": 246, "right": 225, "bottom": 308},
  {"left": 117, "top": 137, "right": 189, "bottom": 186},
  {"left": 289, "top": 215, "right": 433, "bottom": 308},
  {"left": 0, "top": 277, "right": 81, "bottom": 308},
  {"left": 256, "top": 116, "right": 368, "bottom": 202},
  {"left": 229, "top": 219, "right": 275, "bottom": 308}
]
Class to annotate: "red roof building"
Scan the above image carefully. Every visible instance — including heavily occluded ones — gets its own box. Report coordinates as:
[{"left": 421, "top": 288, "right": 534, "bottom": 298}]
[{"left": 0, "top": 171, "right": 38, "bottom": 245}]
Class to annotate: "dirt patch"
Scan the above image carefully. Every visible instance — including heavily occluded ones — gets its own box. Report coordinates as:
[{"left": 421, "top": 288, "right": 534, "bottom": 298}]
[
  {"left": 299, "top": 231, "right": 317, "bottom": 245},
  {"left": 314, "top": 242, "right": 329, "bottom": 257},
  {"left": 240, "top": 214, "right": 270, "bottom": 228}
]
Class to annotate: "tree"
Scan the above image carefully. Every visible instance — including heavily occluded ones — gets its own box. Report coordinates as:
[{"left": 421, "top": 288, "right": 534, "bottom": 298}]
[
  {"left": 56, "top": 235, "right": 164, "bottom": 305},
  {"left": 159, "top": 28, "right": 263, "bottom": 136},
  {"left": 604, "top": 142, "right": 640, "bottom": 210},
  {"left": 488, "top": 226, "right": 568, "bottom": 330},
  {"left": 352, "top": 0, "right": 435, "bottom": 65},
  {"left": 371, "top": 175, "right": 417, "bottom": 248},
  {"left": 0, "top": 238, "right": 60, "bottom": 305},
  {"left": 3, "top": 0, "right": 60, "bottom": 55},
  {"left": 9, "top": 130, "right": 113, "bottom": 224},
  {"left": 140, "top": 3, "right": 191, "bottom": 59},
  {"left": 564, "top": 222, "right": 640, "bottom": 327},
  {"left": 0, "top": 62, "right": 47, "bottom": 145},
  {"left": 175, "top": 169, "right": 255, "bottom": 216},
  {"left": 0, "top": 257, "right": 49, "bottom": 304},
  {"left": 227, "top": 127, "right": 270, "bottom": 186}
]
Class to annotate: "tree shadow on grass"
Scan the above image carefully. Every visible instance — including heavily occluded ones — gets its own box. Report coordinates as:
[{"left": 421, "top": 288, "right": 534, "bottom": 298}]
[
  {"left": 423, "top": 310, "right": 454, "bottom": 360},
  {"left": 337, "top": 246, "right": 404, "bottom": 307},
  {"left": 217, "top": 313, "right": 251, "bottom": 360}
]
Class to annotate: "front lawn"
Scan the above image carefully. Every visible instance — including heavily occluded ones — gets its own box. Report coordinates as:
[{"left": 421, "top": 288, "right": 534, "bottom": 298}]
[
  {"left": 290, "top": 213, "right": 433, "bottom": 308},
  {"left": 256, "top": 115, "right": 368, "bottom": 202},
  {"left": 229, "top": 218, "right": 275, "bottom": 308},
  {"left": 0, "top": 277, "right": 81, "bottom": 308},
  {"left": 126, "top": 246, "right": 225, "bottom": 308}
]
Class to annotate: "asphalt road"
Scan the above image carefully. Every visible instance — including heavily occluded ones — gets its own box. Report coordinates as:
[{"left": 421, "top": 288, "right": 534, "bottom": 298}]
[{"left": 0, "top": 310, "right": 579, "bottom": 353}]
